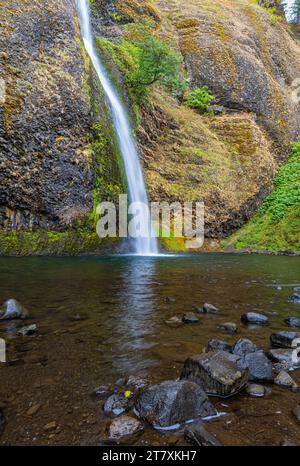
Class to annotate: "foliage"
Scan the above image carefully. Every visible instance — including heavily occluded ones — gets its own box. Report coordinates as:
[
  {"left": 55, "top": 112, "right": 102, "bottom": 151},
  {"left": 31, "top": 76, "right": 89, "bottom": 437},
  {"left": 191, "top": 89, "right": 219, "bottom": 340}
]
[
  {"left": 224, "top": 143, "right": 300, "bottom": 253},
  {"left": 184, "top": 86, "right": 215, "bottom": 111},
  {"left": 97, "top": 23, "right": 186, "bottom": 104}
]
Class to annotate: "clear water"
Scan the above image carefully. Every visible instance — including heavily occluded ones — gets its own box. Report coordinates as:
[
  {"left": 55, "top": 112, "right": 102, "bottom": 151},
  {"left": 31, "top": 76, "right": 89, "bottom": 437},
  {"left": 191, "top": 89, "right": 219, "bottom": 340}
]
[
  {"left": 0, "top": 254, "right": 300, "bottom": 445},
  {"left": 76, "top": 0, "right": 158, "bottom": 255}
]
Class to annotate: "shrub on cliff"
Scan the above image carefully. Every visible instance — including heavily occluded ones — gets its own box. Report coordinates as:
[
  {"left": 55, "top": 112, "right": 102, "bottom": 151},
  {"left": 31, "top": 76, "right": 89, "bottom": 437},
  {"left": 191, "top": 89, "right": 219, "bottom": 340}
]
[
  {"left": 96, "top": 23, "right": 186, "bottom": 105},
  {"left": 185, "top": 86, "right": 215, "bottom": 111}
]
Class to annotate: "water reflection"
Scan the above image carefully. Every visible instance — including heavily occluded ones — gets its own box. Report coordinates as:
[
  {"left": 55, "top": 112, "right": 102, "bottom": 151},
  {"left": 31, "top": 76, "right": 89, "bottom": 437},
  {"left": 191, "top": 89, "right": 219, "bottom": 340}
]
[{"left": 111, "top": 256, "right": 159, "bottom": 374}]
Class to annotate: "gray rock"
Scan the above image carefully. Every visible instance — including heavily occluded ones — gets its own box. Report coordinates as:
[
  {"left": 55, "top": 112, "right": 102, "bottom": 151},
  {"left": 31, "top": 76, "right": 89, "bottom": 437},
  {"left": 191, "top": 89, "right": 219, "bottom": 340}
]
[
  {"left": 268, "top": 348, "right": 300, "bottom": 369},
  {"left": 294, "top": 287, "right": 300, "bottom": 293},
  {"left": 292, "top": 406, "right": 300, "bottom": 423},
  {"left": 288, "top": 294, "right": 300, "bottom": 303},
  {"left": 181, "top": 351, "right": 248, "bottom": 398},
  {"left": 246, "top": 383, "right": 265, "bottom": 398},
  {"left": 135, "top": 380, "right": 216, "bottom": 428},
  {"left": 17, "top": 324, "right": 37, "bottom": 336},
  {"left": 207, "top": 339, "right": 232, "bottom": 352},
  {"left": 0, "top": 299, "right": 28, "bottom": 320},
  {"left": 238, "top": 351, "right": 273, "bottom": 382},
  {"left": 108, "top": 415, "right": 143, "bottom": 440},
  {"left": 284, "top": 317, "right": 300, "bottom": 328},
  {"left": 274, "top": 371, "right": 297, "bottom": 388},
  {"left": 93, "top": 384, "right": 113, "bottom": 399},
  {"left": 165, "top": 316, "right": 184, "bottom": 327},
  {"left": 270, "top": 331, "right": 300, "bottom": 349},
  {"left": 217, "top": 322, "right": 238, "bottom": 334},
  {"left": 104, "top": 394, "right": 130, "bottom": 417},
  {"left": 203, "top": 303, "right": 219, "bottom": 314},
  {"left": 126, "top": 375, "right": 148, "bottom": 391},
  {"left": 207, "top": 105, "right": 225, "bottom": 115},
  {"left": 184, "top": 424, "right": 222, "bottom": 446},
  {"left": 182, "top": 313, "right": 199, "bottom": 324},
  {"left": 241, "top": 312, "right": 268, "bottom": 325},
  {"left": 232, "top": 338, "right": 258, "bottom": 357}
]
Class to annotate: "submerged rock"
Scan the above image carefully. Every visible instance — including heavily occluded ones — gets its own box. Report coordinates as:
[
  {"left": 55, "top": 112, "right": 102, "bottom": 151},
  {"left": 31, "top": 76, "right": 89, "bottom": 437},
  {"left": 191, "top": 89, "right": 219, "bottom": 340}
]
[
  {"left": 288, "top": 294, "right": 300, "bottom": 304},
  {"left": 184, "top": 424, "right": 222, "bottom": 446},
  {"left": 270, "top": 331, "right": 300, "bottom": 349},
  {"left": 246, "top": 384, "right": 266, "bottom": 398},
  {"left": 274, "top": 371, "right": 297, "bottom": 388},
  {"left": 268, "top": 349, "right": 300, "bottom": 369},
  {"left": 217, "top": 322, "right": 238, "bottom": 334},
  {"left": 108, "top": 415, "right": 143, "bottom": 440},
  {"left": 241, "top": 312, "right": 268, "bottom": 325},
  {"left": 284, "top": 317, "right": 300, "bottom": 328},
  {"left": 182, "top": 313, "right": 199, "bottom": 324},
  {"left": 165, "top": 316, "right": 184, "bottom": 327},
  {"left": 17, "top": 324, "right": 37, "bottom": 336},
  {"left": 202, "top": 303, "right": 219, "bottom": 314},
  {"left": 232, "top": 338, "right": 258, "bottom": 357},
  {"left": 93, "top": 384, "right": 113, "bottom": 399},
  {"left": 0, "top": 299, "right": 28, "bottom": 320},
  {"left": 207, "top": 339, "right": 232, "bottom": 353},
  {"left": 181, "top": 351, "right": 248, "bottom": 398},
  {"left": 238, "top": 351, "right": 273, "bottom": 382},
  {"left": 104, "top": 394, "right": 130, "bottom": 417},
  {"left": 135, "top": 380, "right": 216, "bottom": 428}
]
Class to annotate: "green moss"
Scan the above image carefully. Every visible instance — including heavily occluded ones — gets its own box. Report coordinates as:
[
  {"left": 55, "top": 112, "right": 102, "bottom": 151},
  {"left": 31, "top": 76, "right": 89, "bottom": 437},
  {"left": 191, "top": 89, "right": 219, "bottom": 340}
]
[
  {"left": 224, "top": 143, "right": 300, "bottom": 253},
  {"left": 0, "top": 230, "right": 120, "bottom": 256}
]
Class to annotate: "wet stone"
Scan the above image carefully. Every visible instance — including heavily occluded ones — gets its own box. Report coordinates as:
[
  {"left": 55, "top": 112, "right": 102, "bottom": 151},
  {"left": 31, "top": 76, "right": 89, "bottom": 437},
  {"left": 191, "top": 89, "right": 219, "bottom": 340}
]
[
  {"left": 17, "top": 324, "right": 37, "bottom": 336},
  {"left": 43, "top": 421, "right": 57, "bottom": 432},
  {"left": 181, "top": 350, "right": 248, "bottom": 398},
  {"left": 274, "top": 371, "right": 297, "bottom": 388},
  {"left": 217, "top": 322, "right": 238, "bottom": 334},
  {"left": 288, "top": 294, "right": 300, "bottom": 304},
  {"left": 182, "top": 313, "right": 199, "bottom": 324},
  {"left": 104, "top": 393, "right": 130, "bottom": 417},
  {"left": 135, "top": 380, "right": 216, "bottom": 428},
  {"left": 241, "top": 312, "right": 268, "bottom": 325},
  {"left": 202, "top": 303, "right": 219, "bottom": 314},
  {"left": 246, "top": 383, "right": 266, "bottom": 398},
  {"left": 165, "top": 316, "right": 183, "bottom": 327},
  {"left": 270, "top": 331, "right": 300, "bottom": 349},
  {"left": 184, "top": 423, "right": 222, "bottom": 446},
  {"left": 232, "top": 338, "right": 258, "bottom": 357},
  {"left": 93, "top": 385, "right": 113, "bottom": 399},
  {"left": 268, "top": 349, "right": 300, "bottom": 369},
  {"left": 284, "top": 317, "right": 300, "bottom": 328},
  {"left": 238, "top": 351, "right": 273, "bottom": 382},
  {"left": 207, "top": 339, "right": 232, "bottom": 352},
  {"left": 0, "top": 299, "right": 28, "bottom": 320},
  {"left": 108, "top": 415, "right": 143, "bottom": 440},
  {"left": 26, "top": 403, "right": 42, "bottom": 416}
]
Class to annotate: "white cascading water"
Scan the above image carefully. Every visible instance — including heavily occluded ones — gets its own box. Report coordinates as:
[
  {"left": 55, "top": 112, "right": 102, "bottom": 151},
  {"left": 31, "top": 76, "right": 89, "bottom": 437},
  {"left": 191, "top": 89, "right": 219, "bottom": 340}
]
[{"left": 77, "top": 0, "right": 158, "bottom": 255}]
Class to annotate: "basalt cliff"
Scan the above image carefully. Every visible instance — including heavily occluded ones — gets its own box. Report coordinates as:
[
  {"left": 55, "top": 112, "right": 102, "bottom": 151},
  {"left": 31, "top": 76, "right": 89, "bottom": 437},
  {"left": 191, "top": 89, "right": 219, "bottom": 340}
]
[{"left": 0, "top": 0, "right": 299, "bottom": 254}]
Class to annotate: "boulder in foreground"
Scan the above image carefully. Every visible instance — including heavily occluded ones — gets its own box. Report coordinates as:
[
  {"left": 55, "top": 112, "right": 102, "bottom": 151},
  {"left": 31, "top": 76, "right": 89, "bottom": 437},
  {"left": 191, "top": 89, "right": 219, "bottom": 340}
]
[
  {"left": 181, "top": 351, "right": 248, "bottom": 398},
  {"left": 270, "top": 331, "right": 300, "bottom": 349},
  {"left": 135, "top": 380, "right": 216, "bottom": 428}
]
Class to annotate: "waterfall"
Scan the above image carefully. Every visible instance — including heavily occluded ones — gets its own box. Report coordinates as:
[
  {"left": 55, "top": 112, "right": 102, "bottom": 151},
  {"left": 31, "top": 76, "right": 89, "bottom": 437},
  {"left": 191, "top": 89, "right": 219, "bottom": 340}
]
[{"left": 76, "top": 0, "right": 158, "bottom": 255}]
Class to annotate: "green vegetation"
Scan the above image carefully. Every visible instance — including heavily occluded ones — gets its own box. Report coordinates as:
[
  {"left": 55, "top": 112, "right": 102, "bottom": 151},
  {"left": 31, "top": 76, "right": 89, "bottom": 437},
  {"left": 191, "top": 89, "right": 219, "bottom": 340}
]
[
  {"left": 224, "top": 143, "right": 300, "bottom": 253},
  {"left": 96, "top": 22, "right": 186, "bottom": 108},
  {"left": 184, "top": 86, "right": 215, "bottom": 111},
  {"left": 0, "top": 230, "right": 120, "bottom": 256}
]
